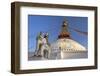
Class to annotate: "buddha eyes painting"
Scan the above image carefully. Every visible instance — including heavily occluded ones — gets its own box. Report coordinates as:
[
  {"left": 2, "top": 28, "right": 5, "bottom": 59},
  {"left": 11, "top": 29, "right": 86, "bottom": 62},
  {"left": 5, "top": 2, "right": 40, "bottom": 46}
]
[{"left": 28, "top": 15, "right": 88, "bottom": 60}]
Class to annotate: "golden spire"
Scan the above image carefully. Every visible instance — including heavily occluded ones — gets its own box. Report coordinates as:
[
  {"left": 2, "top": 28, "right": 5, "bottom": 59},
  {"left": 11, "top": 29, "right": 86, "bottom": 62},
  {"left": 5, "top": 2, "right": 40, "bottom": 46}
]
[{"left": 58, "top": 18, "right": 70, "bottom": 39}]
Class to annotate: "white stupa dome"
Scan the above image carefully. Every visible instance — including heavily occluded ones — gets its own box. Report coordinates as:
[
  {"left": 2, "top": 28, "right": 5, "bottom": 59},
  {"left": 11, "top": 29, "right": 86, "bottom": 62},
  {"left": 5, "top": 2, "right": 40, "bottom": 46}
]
[
  {"left": 50, "top": 38, "right": 87, "bottom": 59},
  {"left": 51, "top": 38, "right": 86, "bottom": 52}
]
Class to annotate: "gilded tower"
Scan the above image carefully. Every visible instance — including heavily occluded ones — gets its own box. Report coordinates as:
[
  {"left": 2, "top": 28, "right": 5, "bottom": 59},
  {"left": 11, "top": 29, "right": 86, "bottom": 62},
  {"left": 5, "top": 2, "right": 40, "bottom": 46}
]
[{"left": 58, "top": 18, "right": 70, "bottom": 39}]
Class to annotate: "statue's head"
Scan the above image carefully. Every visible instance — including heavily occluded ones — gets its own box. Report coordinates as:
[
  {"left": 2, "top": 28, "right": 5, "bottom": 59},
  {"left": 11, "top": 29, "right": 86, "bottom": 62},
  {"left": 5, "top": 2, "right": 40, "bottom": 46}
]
[{"left": 44, "top": 32, "right": 49, "bottom": 38}]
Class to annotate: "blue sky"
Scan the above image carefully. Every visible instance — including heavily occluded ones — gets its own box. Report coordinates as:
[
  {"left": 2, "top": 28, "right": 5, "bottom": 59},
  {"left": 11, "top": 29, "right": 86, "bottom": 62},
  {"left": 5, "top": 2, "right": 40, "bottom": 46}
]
[{"left": 28, "top": 15, "right": 88, "bottom": 52}]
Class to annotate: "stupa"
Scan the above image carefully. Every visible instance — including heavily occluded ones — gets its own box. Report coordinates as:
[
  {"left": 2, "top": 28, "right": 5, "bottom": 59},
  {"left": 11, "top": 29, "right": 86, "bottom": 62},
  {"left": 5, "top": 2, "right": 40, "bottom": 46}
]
[{"left": 50, "top": 18, "right": 87, "bottom": 59}]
